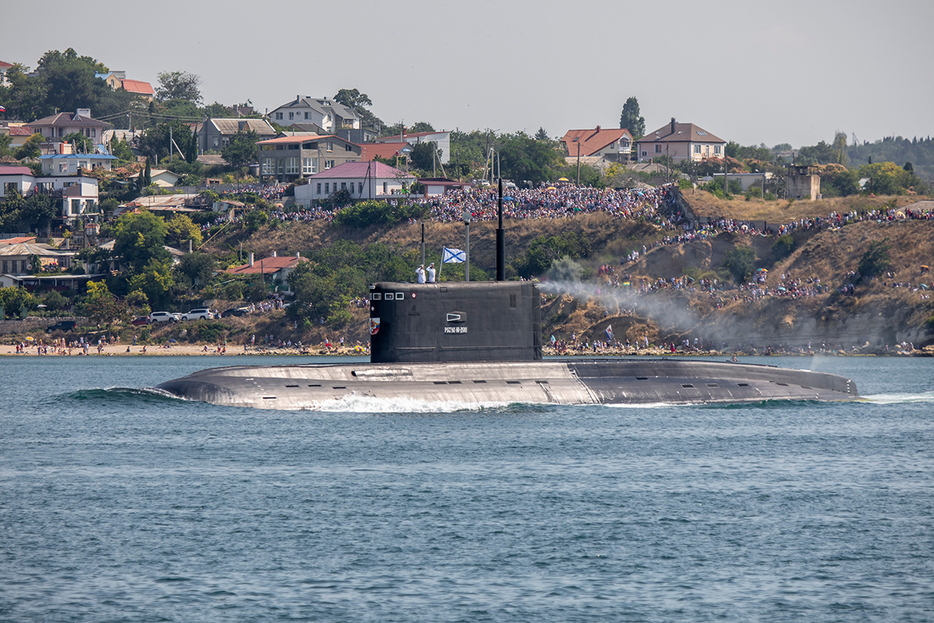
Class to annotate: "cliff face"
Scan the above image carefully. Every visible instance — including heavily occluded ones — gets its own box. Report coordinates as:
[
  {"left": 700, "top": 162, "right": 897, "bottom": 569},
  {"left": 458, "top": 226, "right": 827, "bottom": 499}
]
[{"left": 543, "top": 220, "right": 934, "bottom": 352}]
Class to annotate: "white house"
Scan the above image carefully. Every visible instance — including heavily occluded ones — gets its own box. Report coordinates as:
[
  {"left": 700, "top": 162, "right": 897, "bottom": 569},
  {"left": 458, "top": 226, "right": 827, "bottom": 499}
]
[
  {"left": 268, "top": 96, "right": 360, "bottom": 133},
  {"left": 635, "top": 118, "right": 726, "bottom": 163},
  {"left": 0, "top": 165, "right": 100, "bottom": 226},
  {"left": 293, "top": 161, "right": 416, "bottom": 206}
]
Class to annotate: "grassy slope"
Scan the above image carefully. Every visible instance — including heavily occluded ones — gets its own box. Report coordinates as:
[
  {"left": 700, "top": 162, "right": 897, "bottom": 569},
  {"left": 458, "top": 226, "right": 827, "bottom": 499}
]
[{"left": 202, "top": 192, "right": 934, "bottom": 350}]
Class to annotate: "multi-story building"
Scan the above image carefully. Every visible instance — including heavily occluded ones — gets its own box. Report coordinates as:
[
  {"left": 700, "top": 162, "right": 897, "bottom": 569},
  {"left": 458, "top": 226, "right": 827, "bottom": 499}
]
[
  {"left": 268, "top": 96, "right": 361, "bottom": 133},
  {"left": 256, "top": 135, "right": 362, "bottom": 183}
]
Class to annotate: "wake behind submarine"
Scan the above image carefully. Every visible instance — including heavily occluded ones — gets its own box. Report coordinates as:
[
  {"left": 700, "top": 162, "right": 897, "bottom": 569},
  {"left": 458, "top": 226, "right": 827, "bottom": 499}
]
[{"left": 155, "top": 279, "right": 859, "bottom": 409}]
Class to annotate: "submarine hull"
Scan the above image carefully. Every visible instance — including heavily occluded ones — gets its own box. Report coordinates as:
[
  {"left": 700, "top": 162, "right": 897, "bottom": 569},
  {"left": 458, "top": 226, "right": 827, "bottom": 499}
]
[{"left": 154, "top": 359, "right": 859, "bottom": 410}]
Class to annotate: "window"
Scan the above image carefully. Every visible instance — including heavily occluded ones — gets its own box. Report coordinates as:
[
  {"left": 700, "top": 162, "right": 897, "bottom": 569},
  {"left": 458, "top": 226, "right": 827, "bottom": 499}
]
[
  {"left": 655, "top": 144, "right": 662, "bottom": 154},
  {"left": 3, "top": 182, "right": 15, "bottom": 194},
  {"left": 71, "top": 199, "right": 81, "bottom": 215},
  {"left": 277, "top": 159, "right": 284, "bottom": 174},
  {"left": 358, "top": 182, "right": 363, "bottom": 194},
  {"left": 325, "top": 160, "right": 334, "bottom": 169},
  {"left": 275, "top": 112, "right": 283, "bottom": 120},
  {"left": 714, "top": 145, "right": 722, "bottom": 155},
  {"left": 304, "top": 112, "right": 309, "bottom": 119},
  {"left": 289, "top": 112, "right": 294, "bottom": 120},
  {"left": 302, "top": 158, "right": 316, "bottom": 175},
  {"left": 325, "top": 183, "right": 329, "bottom": 193},
  {"left": 694, "top": 144, "right": 701, "bottom": 154},
  {"left": 326, "top": 142, "right": 333, "bottom": 152},
  {"left": 1, "top": 261, "right": 7, "bottom": 272},
  {"left": 262, "top": 158, "right": 276, "bottom": 175},
  {"left": 341, "top": 182, "right": 346, "bottom": 191},
  {"left": 641, "top": 150, "right": 647, "bottom": 157},
  {"left": 345, "top": 144, "right": 354, "bottom": 152},
  {"left": 383, "top": 182, "right": 388, "bottom": 194},
  {"left": 316, "top": 183, "right": 321, "bottom": 194},
  {"left": 286, "top": 157, "right": 300, "bottom": 175}
]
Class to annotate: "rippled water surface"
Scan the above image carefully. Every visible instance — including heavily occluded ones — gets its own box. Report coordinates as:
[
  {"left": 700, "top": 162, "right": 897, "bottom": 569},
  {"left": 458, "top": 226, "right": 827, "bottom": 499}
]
[{"left": 1, "top": 355, "right": 932, "bottom": 622}]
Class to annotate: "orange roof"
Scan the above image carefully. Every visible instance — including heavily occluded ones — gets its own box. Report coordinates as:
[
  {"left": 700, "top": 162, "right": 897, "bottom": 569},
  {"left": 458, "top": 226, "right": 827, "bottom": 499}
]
[
  {"left": 226, "top": 255, "right": 307, "bottom": 275},
  {"left": 361, "top": 142, "right": 409, "bottom": 161},
  {"left": 120, "top": 79, "right": 154, "bottom": 95},
  {"left": 0, "top": 236, "right": 37, "bottom": 245},
  {"left": 561, "top": 127, "right": 633, "bottom": 157}
]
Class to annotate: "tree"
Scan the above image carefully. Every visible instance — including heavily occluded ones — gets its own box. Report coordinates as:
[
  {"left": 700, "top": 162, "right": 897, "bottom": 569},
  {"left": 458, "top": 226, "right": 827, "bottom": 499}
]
[
  {"left": 221, "top": 129, "right": 260, "bottom": 168},
  {"left": 166, "top": 214, "right": 203, "bottom": 249},
  {"left": 619, "top": 97, "right": 645, "bottom": 139},
  {"left": 857, "top": 240, "right": 890, "bottom": 279},
  {"left": 723, "top": 247, "right": 756, "bottom": 283},
  {"left": 78, "top": 281, "right": 128, "bottom": 328},
  {"left": 408, "top": 121, "right": 435, "bottom": 134},
  {"left": 333, "top": 88, "right": 372, "bottom": 111},
  {"left": 535, "top": 127, "right": 550, "bottom": 141},
  {"left": 334, "top": 88, "right": 382, "bottom": 130},
  {"left": 62, "top": 131, "right": 94, "bottom": 154},
  {"left": 497, "top": 132, "right": 563, "bottom": 186},
  {"left": 0, "top": 285, "right": 35, "bottom": 318},
  {"left": 112, "top": 210, "right": 169, "bottom": 275},
  {"left": 156, "top": 71, "right": 203, "bottom": 105},
  {"left": 831, "top": 131, "right": 848, "bottom": 166},
  {"left": 408, "top": 142, "right": 437, "bottom": 171},
  {"left": 175, "top": 253, "right": 217, "bottom": 288},
  {"left": 127, "top": 258, "right": 175, "bottom": 310},
  {"left": 15, "top": 133, "right": 44, "bottom": 160}
]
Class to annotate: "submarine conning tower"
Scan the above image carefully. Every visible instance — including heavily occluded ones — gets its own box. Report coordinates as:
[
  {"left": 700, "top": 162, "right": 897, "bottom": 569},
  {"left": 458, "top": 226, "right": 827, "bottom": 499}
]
[{"left": 369, "top": 281, "right": 542, "bottom": 363}]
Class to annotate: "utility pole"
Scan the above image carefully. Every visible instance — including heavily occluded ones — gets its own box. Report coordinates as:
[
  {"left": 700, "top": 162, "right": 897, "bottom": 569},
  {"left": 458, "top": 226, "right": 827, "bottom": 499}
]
[{"left": 463, "top": 210, "right": 471, "bottom": 282}]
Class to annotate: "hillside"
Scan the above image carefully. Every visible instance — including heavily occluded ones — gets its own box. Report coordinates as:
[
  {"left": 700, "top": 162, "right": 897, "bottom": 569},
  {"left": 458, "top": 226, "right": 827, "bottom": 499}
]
[{"left": 200, "top": 191, "right": 934, "bottom": 353}]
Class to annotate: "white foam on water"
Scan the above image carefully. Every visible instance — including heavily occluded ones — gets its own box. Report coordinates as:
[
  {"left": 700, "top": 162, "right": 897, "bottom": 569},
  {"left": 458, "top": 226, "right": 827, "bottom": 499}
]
[
  {"left": 303, "top": 393, "right": 516, "bottom": 413},
  {"left": 861, "top": 391, "right": 934, "bottom": 405}
]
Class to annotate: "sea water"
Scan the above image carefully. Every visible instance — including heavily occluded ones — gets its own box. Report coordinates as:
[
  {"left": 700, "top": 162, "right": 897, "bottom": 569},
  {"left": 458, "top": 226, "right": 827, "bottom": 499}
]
[{"left": 0, "top": 355, "right": 932, "bottom": 622}]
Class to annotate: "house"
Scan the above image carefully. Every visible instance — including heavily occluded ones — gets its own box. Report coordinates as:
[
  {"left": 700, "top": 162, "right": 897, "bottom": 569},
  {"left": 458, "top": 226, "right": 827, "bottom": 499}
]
[
  {"left": 635, "top": 118, "right": 726, "bottom": 163},
  {"left": 226, "top": 251, "right": 308, "bottom": 290},
  {"left": 293, "top": 161, "right": 416, "bottom": 206},
  {"left": 269, "top": 96, "right": 361, "bottom": 133},
  {"left": 198, "top": 118, "right": 277, "bottom": 153},
  {"left": 149, "top": 169, "right": 181, "bottom": 188},
  {"left": 119, "top": 79, "right": 155, "bottom": 102},
  {"left": 561, "top": 126, "right": 633, "bottom": 162},
  {"left": 256, "top": 135, "right": 362, "bottom": 183},
  {"left": 1, "top": 124, "right": 37, "bottom": 148},
  {"left": 0, "top": 165, "right": 100, "bottom": 226},
  {"left": 39, "top": 144, "right": 118, "bottom": 175},
  {"left": 27, "top": 110, "right": 112, "bottom": 143},
  {"left": 374, "top": 130, "right": 451, "bottom": 164},
  {"left": 95, "top": 71, "right": 126, "bottom": 89},
  {"left": 0, "top": 240, "right": 74, "bottom": 276}
]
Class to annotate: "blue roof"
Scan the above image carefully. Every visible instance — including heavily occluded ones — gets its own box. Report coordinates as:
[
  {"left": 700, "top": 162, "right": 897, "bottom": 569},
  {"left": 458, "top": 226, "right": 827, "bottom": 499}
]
[{"left": 39, "top": 153, "right": 118, "bottom": 160}]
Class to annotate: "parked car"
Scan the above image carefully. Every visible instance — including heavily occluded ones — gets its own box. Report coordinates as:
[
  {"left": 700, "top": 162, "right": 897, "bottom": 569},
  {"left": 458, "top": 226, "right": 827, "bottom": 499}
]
[
  {"left": 221, "top": 306, "right": 251, "bottom": 318},
  {"left": 45, "top": 320, "right": 77, "bottom": 333},
  {"left": 150, "top": 311, "right": 179, "bottom": 323},
  {"left": 131, "top": 316, "right": 150, "bottom": 326},
  {"left": 182, "top": 308, "right": 214, "bottom": 321}
]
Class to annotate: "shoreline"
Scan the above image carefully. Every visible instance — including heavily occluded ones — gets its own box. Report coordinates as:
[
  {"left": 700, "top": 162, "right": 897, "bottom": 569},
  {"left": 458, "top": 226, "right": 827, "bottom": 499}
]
[{"left": 1, "top": 344, "right": 929, "bottom": 358}]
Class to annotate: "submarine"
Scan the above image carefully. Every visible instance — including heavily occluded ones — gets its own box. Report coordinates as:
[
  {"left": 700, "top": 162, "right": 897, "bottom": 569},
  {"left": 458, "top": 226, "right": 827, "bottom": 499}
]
[{"left": 154, "top": 279, "right": 859, "bottom": 409}]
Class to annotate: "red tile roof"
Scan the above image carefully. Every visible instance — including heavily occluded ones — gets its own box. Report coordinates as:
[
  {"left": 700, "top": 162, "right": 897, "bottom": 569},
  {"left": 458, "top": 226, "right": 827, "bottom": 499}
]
[
  {"left": 8, "top": 126, "right": 33, "bottom": 136},
  {"left": 0, "top": 236, "right": 37, "bottom": 245},
  {"left": 360, "top": 142, "right": 410, "bottom": 161},
  {"left": 120, "top": 79, "right": 154, "bottom": 95},
  {"left": 0, "top": 61, "right": 12, "bottom": 69},
  {"left": 226, "top": 255, "right": 307, "bottom": 276},
  {"left": 561, "top": 127, "right": 633, "bottom": 157}
]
